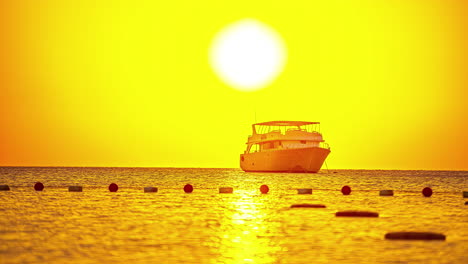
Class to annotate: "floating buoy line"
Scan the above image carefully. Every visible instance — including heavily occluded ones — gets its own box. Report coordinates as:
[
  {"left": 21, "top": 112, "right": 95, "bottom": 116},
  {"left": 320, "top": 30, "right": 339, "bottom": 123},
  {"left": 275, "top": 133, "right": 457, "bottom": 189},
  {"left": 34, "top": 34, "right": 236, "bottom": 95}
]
[
  {"left": 1, "top": 182, "right": 461, "bottom": 241},
  {"left": 0, "top": 184, "right": 466, "bottom": 199}
]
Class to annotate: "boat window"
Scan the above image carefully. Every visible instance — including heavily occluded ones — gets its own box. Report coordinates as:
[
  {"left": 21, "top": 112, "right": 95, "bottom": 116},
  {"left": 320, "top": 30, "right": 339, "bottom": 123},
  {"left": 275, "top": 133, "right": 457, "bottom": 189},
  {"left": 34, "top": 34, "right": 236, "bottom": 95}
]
[
  {"left": 249, "top": 144, "right": 260, "bottom": 153},
  {"left": 262, "top": 142, "right": 274, "bottom": 150},
  {"left": 273, "top": 141, "right": 282, "bottom": 148},
  {"left": 300, "top": 140, "right": 307, "bottom": 144}
]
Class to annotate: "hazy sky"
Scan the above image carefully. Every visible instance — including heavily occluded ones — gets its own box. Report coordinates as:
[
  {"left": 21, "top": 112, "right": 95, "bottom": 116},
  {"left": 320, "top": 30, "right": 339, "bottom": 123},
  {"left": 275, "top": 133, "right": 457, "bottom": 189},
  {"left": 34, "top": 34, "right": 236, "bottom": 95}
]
[{"left": 1, "top": 0, "right": 467, "bottom": 170}]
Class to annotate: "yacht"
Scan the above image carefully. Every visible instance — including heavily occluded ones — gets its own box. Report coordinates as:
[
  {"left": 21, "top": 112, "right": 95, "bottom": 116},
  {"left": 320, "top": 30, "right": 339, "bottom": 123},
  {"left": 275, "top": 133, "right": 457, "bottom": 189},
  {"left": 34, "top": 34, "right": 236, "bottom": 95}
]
[{"left": 240, "top": 121, "right": 330, "bottom": 173}]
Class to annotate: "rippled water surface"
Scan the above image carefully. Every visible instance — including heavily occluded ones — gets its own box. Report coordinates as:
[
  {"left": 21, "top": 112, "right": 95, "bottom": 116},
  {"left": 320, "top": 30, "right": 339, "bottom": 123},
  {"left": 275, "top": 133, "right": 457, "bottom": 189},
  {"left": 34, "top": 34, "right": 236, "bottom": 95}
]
[{"left": 0, "top": 167, "right": 467, "bottom": 263}]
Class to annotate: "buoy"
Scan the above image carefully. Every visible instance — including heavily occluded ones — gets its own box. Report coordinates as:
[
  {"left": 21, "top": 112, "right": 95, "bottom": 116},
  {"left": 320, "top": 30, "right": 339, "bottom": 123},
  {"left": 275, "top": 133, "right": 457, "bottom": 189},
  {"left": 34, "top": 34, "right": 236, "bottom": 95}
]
[
  {"left": 260, "top": 185, "right": 269, "bottom": 194},
  {"left": 34, "top": 182, "right": 44, "bottom": 191},
  {"left": 385, "top": 232, "right": 446, "bottom": 240},
  {"left": 291, "top": 204, "right": 326, "bottom": 208},
  {"left": 379, "top": 190, "right": 394, "bottom": 196},
  {"left": 219, "top": 187, "right": 233, "bottom": 193},
  {"left": 297, "top": 188, "right": 312, "bottom": 194},
  {"left": 341, "top": 185, "right": 351, "bottom": 195},
  {"left": 68, "top": 186, "right": 83, "bottom": 192},
  {"left": 0, "top": 185, "right": 10, "bottom": 191},
  {"left": 184, "top": 184, "right": 193, "bottom": 193},
  {"left": 463, "top": 191, "right": 468, "bottom": 198},
  {"left": 109, "top": 183, "right": 118, "bottom": 192},
  {"left": 465, "top": 201, "right": 468, "bottom": 205},
  {"left": 144, "top": 187, "right": 158, "bottom": 193},
  {"left": 422, "top": 187, "right": 432, "bottom": 197},
  {"left": 335, "top": 211, "right": 379, "bottom": 217}
]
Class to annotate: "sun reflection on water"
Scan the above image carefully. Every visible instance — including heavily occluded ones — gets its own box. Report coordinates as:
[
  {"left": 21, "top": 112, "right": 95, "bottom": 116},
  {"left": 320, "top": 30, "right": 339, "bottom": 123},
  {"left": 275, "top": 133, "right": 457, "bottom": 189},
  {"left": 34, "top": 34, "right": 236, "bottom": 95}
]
[{"left": 215, "top": 190, "right": 284, "bottom": 264}]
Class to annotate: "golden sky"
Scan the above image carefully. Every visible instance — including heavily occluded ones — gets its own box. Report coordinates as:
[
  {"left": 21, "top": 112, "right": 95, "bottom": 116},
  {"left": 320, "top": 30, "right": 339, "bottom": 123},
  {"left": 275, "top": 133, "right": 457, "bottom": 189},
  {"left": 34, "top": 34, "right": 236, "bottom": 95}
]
[{"left": 1, "top": 0, "right": 467, "bottom": 170}]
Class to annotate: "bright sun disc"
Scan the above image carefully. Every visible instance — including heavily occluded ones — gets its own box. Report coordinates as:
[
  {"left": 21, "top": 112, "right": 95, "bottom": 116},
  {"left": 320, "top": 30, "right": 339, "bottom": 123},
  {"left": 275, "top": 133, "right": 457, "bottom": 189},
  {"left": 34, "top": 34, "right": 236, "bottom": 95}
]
[{"left": 209, "top": 19, "right": 287, "bottom": 92}]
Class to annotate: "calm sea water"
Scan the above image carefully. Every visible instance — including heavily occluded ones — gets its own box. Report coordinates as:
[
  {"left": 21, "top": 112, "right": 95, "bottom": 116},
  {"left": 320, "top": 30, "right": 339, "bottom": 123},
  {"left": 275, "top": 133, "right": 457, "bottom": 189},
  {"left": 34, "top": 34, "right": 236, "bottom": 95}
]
[{"left": 0, "top": 167, "right": 467, "bottom": 264}]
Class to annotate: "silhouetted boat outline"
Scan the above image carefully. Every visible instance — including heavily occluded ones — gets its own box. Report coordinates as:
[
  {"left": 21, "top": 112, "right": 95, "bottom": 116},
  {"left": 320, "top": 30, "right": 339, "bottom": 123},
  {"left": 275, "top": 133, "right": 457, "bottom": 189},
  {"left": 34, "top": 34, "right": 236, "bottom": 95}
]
[{"left": 240, "top": 121, "right": 330, "bottom": 173}]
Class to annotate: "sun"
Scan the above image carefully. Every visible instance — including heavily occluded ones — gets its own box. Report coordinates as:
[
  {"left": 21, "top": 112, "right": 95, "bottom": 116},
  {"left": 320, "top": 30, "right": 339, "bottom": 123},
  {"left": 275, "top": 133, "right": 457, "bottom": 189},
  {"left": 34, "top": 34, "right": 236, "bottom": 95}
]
[{"left": 209, "top": 18, "right": 287, "bottom": 92}]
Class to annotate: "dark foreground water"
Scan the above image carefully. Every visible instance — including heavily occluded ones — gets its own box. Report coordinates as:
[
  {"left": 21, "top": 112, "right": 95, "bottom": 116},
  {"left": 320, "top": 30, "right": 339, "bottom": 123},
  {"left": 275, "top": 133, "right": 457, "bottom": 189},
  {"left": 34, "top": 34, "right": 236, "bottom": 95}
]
[{"left": 0, "top": 167, "right": 467, "bottom": 263}]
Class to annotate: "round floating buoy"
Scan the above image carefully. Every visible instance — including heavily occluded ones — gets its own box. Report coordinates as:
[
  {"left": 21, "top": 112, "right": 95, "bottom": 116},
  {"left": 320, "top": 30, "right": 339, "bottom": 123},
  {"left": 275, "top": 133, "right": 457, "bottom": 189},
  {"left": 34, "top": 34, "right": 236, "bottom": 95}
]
[
  {"left": 144, "top": 187, "right": 158, "bottom": 193},
  {"left": 291, "top": 204, "right": 326, "bottom": 208},
  {"left": 68, "top": 186, "right": 83, "bottom": 192},
  {"left": 341, "top": 185, "right": 351, "bottom": 195},
  {"left": 385, "top": 232, "right": 446, "bottom": 240},
  {"left": 0, "top": 185, "right": 10, "bottom": 191},
  {"left": 379, "top": 190, "right": 394, "bottom": 196},
  {"left": 297, "top": 188, "right": 312, "bottom": 194},
  {"left": 109, "top": 183, "right": 118, "bottom": 192},
  {"left": 184, "top": 184, "right": 193, "bottom": 193},
  {"left": 219, "top": 187, "right": 233, "bottom": 193},
  {"left": 336, "top": 210, "right": 379, "bottom": 217},
  {"left": 422, "top": 187, "right": 432, "bottom": 197},
  {"left": 463, "top": 191, "right": 468, "bottom": 198},
  {"left": 260, "top": 185, "right": 269, "bottom": 194},
  {"left": 34, "top": 182, "right": 44, "bottom": 191}
]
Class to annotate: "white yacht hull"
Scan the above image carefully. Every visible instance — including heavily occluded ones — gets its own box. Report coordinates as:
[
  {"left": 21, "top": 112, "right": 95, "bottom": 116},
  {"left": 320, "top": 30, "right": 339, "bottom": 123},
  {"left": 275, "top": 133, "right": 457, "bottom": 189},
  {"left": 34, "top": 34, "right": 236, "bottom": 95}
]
[{"left": 240, "top": 147, "right": 330, "bottom": 173}]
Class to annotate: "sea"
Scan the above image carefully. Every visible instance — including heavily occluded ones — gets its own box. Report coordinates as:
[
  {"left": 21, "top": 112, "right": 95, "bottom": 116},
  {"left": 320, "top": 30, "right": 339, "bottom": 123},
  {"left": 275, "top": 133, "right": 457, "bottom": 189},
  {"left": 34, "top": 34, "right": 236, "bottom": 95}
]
[{"left": 0, "top": 167, "right": 467, "bottom": 264}]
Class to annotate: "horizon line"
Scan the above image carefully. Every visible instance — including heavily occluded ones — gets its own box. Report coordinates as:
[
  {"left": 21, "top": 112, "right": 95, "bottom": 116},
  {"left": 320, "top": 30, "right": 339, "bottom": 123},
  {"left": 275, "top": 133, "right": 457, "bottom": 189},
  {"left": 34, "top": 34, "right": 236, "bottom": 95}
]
[{"left": 0, "top": 165, "right": 466, "bottom": 172}]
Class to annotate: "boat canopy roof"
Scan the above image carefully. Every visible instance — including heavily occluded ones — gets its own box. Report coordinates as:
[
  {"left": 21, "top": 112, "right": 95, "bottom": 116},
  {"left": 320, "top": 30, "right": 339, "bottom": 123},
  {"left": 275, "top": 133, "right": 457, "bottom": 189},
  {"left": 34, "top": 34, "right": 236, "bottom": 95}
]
[{"left": 254, "top": 121, "right": 320, "bottom": 126}]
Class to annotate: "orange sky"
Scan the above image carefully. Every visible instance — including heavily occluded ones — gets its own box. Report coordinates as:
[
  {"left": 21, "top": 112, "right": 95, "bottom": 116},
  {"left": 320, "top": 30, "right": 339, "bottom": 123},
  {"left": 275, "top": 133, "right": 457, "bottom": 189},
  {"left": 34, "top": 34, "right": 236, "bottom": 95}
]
[{"left": 1, "top": 0, "right": 467, "bottom": 170}]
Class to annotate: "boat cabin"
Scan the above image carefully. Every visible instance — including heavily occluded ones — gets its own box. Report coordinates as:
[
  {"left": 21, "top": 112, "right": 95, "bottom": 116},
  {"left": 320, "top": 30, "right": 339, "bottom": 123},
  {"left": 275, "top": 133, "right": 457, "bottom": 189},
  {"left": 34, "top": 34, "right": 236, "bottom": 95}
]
[{"left": 245, "top": 121, "right": 329, "bottom": 154}]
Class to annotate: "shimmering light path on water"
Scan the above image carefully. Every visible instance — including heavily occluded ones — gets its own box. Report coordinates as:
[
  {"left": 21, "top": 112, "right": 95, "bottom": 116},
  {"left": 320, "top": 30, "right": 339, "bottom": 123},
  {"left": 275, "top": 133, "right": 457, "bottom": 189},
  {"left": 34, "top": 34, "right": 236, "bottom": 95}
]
[{"left": 0, "top": 168, "right": 467, "bottom": 263}]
